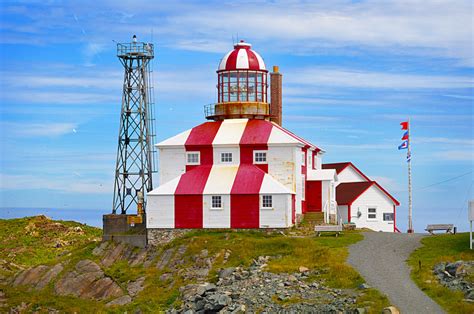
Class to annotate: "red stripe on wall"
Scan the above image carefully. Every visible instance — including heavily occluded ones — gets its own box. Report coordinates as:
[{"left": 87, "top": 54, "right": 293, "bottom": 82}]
[
  {"left": 174, "top": 166, "right": 212, "bottom": 228},
  {"left": 240, "top": 120, "right": 272, "bottom": 171},
  {"left": 292, "top": 194, "right": 296, "bottom": 224},
  {"left": 185, "top": 121, "right": 222, "bottom": 167},
  {"left": 230, "top": 165, "right": 265, "bottom": 228},
  {"left": 175, "top": 195, "right": 202, "bottom": 228}
]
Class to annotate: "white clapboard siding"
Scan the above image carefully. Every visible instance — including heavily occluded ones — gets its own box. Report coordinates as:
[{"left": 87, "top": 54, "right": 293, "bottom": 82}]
[
  {"left": 203, "top": 195, "right": 231, "bottom": 228},
  {"left": 350, "top": 185, "right": 394, "bottom": 232},
  {"left": 147, "top": 195, "right": 175, "bottom": 228},
  {"left": 336, "top": 166, "right": 368, "bottom": 185},
  {"left": 259, "top": 194, "right": 291, "bottom": 228},
  {"left": 159, "top": 147, "right": 186, "bottom": 185}
]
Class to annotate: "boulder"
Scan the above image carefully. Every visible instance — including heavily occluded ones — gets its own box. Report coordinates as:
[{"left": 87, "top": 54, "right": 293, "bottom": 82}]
[
  {"left": 156, "top": 248, "right": 175, "bottom": 270},
  {"left": 13, "top": 265, "right": 50, "bottom": 287},
  {"left": 101, "top": 243, "right": 126, "bottom": 267},
  {"left": 218, "top": 267, "right": 235, "bottom": 279},
  {"left": 35, "top": 263, "right": 64, "bottom": 290},
  {"left": 106, "top": 295, "right": 132, "bottom": 307},
  {"left": 127, "top": 276, "right": 146, "bottom": 297},
  {"left": 298, "top": 266, "right": 309, "bottom": 273},
  {"left": 383, "top": 306, "right": 400, "bottom": 314}
]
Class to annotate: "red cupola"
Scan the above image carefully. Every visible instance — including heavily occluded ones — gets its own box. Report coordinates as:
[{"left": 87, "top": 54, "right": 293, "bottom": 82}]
[{"left": 205, "top": 40, "right": 271, "bottom": 121}]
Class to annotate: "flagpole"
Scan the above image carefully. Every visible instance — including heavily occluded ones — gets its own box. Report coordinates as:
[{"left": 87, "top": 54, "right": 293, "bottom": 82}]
[{"left": 407, "top": 117, "right": 413, "bottom": 233}]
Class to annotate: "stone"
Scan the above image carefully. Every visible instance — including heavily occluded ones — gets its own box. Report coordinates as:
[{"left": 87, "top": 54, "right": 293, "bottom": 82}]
[
  {"left": 13, "top": 265, "right": 49, "bottom": 287},
  {"left": 129, "top": 248, "right": 147, "bottom": 267},
  {"left": 218, "top": 267, "right": 235, "bottom": 280},
  {"left": 288, "top": 275, "right": 297, "bottom": 282},
  {"left": 382, "top": 306, "right": 400, "bottom": 314},
  {"left": 356, "top": 307, "right": 367, "bottom": 314},
  {"left": 156, "top": 248, "right": 175, "bottom": 270},
  {"left": 358, "top": 283, "right": 370, "bottom": 290},
  {"left": 92, "top": 242, "right": 109, "bottom": 256},
  {"left": 106, "top": 295, "right": 132, "bottom": 306},
  {"left": 101, "top": 243, "right": 126, "bottom": 267},
  {"left": 35, "top": 263, "right": 64, "bottom": 290},
  {"left": 127, "top": 276, "right": 146, "bottom": 297},
  {"left": 299, "top": 266, "right": 309, "bottom": 273}
]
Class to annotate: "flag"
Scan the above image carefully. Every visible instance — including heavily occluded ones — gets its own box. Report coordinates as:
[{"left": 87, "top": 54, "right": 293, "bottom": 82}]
[
  {"left": 398, "top": 141, "right": 408, "bottom": 150},
  {"left": 406, "top": 151, "right": 411, "bottom": 162},
  {"left": 402, "top": 131, "right": 408, "bottom": 140},
  {"left": 400, "top": 121, "right": 409, "bottom": 130}
]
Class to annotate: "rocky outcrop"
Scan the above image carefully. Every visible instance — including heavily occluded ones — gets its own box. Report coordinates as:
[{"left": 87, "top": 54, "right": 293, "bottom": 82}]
[
  {"left": 169, "top": 256, "right": 359, "bottom": 313},
  {"left": 434, "top": 260, "right": 474, "bottom": 301},
  {"left": 13, "top": 263, "right": 63, "bottom": 290},
  {"left": 54, "top": 260, "right": 122, "bottom": 300}
]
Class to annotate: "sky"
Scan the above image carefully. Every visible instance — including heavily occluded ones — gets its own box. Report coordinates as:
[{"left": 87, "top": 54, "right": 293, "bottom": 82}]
[{"left": 0, "top": 0, "right": 473, "bottom": 231}]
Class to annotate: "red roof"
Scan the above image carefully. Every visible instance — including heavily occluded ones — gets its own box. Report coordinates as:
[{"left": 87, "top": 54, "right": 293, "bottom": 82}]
[
  {"left": 322, "top": 162, "right": 370, "bottom": 181},
  {"left": 336, "top": 181, "right": 400, "bottom": 206}
]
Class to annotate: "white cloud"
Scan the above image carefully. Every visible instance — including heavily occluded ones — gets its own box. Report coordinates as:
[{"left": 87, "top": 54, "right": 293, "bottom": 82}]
[
  {"left": 414, "top": 137, "right": 474, "bottom": 146},
  {"left": 285, "top": 67, "right": 473, "bottom": 89},
  {"left": 0, "top": 173, "right": 112, "bottom": 194},
  {"left": 371, "top": 175, "right": 401, "bottom": 192},
  {"left": 1, "top": 122, "right": 78, "bottom": 137},
  {"left": 434, "top": 150, "right": 474, "bottom": 161}
]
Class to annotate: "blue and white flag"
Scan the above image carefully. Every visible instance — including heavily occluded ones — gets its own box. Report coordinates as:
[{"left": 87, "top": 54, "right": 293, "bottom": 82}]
[
  {"left": 406, "top": 151, "right": 411, "bottom": 162},
  {"left": 398, "top": 141, "right": 408, "bottom": 150}
]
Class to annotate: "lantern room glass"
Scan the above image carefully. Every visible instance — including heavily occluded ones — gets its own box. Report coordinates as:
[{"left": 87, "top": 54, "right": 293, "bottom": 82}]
[{"left": 218, "top": 70, "right": 267, "bottom": 103}]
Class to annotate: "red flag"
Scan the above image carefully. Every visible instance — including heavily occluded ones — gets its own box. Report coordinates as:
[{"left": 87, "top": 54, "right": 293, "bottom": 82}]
[
  {"left": 402, "top": 131, "right": 408, "bottom": 140},
  {"left": 400, "top": 121, "right": 409, "bottom": 130}
]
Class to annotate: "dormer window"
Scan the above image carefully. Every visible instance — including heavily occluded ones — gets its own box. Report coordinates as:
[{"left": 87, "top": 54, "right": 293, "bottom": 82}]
[
  {"left": 221, "top": 152, "right": 233, "bottom": 163},
  {"left": 254, "top": 151, "right": 267, "bottom": 164},
  {"left": 186, "top": 152, "right": 200, "bottom": 165}
]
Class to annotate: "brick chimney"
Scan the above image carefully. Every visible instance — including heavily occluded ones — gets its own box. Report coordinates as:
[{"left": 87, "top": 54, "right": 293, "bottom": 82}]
[{"left": 270, "top": 66, "right": 282, "bottom": 126}]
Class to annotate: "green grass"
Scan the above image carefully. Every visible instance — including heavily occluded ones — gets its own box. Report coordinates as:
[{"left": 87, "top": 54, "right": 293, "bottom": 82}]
[
  {"left": 408, "top": 232, "right": 474, "bottom": 314},
  {"left": 0, "top": 217, "right": 390, "bottom": 313},
  {"left": 0, "top": 216, "right": 101, "bottom": 268}
]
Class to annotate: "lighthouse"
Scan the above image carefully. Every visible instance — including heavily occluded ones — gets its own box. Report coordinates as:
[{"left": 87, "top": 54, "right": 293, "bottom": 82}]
[
  {"left": 145, "top": 40, "right": 399, "bottom": 238},
  {"left": 205, "top": 40, "right": 282, "bottom": 124}
]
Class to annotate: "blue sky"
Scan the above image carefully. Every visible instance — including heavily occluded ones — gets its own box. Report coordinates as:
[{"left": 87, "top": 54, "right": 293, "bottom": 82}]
[{"left": 0, "top": 0, "right": 473, "bottom": 231}]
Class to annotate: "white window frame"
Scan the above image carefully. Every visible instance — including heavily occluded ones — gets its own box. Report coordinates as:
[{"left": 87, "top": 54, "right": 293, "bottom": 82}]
[
  {"left": 383, "top": 213, "right": 394, "bottom": 222},
  {"left": 220, "top": 152, "right": 233, "bottom": 163},
  {"left": 253, "top": 150, "right": 267, "bottom": 164},
  {"left": 367, "top": 206, "right": 377, "bottom": 221},
  {"left": 186, "top": 151, "right": 200, "bottom": 165},
  {"left": 211, "top": 195, "right": 223, "bottom": 210},
  {"left": 261, "top": 195, "right": 273, "bottom": 210}
]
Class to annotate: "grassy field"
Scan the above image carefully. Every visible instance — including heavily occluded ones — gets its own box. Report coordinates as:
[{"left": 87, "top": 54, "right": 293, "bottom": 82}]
[
  {"left": 0, "top": 216, "right": 390, "bottom": 313},
  {"left": 408, "top": 232, "right": 474, "bottom": 314}
]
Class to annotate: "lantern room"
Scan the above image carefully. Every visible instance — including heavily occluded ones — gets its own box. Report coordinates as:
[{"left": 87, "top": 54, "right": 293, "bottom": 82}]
[{"left": 205, "top": 40, "right": 279, "bottom": 122}]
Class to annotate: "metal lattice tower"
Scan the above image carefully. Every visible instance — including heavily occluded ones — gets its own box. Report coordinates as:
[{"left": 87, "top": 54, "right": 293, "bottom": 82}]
[{"left": 112, "top": 35, "right": 157, "bottom": 214}]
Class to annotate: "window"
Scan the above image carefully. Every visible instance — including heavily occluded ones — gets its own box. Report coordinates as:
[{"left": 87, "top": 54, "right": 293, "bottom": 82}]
[
  {"left": 262, "top": 195, "right": 272, "bottom": 209},
  {"left": 221, "top": 152, "right": 233, "bottom": 163},
  {"left": 367, "top": 207, "right": 377, "bottom": 220},
  {"left": 301, "top": 151, "right": 306, "bottom": 166},
  {"left": 186, "top": 152, "right": 200, "bottom": 165},
  {"left": 211, "top": 196, "right": 222, "bottom": 209},
  {"left": 383, "top": 213, "right": 394, "bottom": 221},
  {"left": 254, "top": 151, "right": 267, "bottom": 164}
]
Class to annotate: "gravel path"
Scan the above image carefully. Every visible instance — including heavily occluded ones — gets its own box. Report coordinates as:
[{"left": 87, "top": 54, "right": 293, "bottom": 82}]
[{"left": 348, "top": 232, "right": 445, "bottom": 314}]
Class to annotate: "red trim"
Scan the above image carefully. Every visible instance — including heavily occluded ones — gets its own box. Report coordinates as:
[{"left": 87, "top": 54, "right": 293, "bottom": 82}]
[
  {"left": 348, "top": 204, "right": 351, "bottom": 223},
  {"left": 292, "top": 194, "right": 296, "bottom": 224},
  {"left": 322, "top": 162, "right": 370, "bottom": 181},
  {"left": 393, "top": 204, "right": 397, "bottom": 232},
  {"left": 306, "top": 181, "right": 322, "bottom": 212}
]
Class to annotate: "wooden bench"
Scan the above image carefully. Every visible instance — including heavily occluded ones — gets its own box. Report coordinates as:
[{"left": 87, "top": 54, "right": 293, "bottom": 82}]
[
  {"left": 425, "top": 224, "right": 454, "bottom": 235},
  {"left": 314, "top": 225, "right": 343, "bottom": 237}
]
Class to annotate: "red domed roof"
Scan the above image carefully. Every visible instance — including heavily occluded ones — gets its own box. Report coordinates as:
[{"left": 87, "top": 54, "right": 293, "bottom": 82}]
[{"left": 218, "top": 40, "right": 267, "bottom": 72}]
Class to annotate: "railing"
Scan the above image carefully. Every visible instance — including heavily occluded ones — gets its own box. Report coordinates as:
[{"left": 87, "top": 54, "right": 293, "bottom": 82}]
[
  {"left": 323, "top": 199, "right": 339, "bottom": 224},
  {"left": 117, "top": 42, "right": 154, "bottom": 59},
  {"left": 204, "top": 102, "right": 270, "bottom": 119}
]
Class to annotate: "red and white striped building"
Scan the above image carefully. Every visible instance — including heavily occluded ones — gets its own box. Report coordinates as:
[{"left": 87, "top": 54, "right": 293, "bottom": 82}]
[{"left": 147, "top": 41, "right": 399, "bottom": 232}]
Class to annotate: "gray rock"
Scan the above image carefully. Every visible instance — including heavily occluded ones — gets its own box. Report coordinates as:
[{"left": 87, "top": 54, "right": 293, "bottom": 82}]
[
  {"left": 358, "top": 283, "right": 370, "bottom": 289},
  {"left": 35, "top": 263, "right": 63, "bottom": 290},
  {"left": 92, "top": 242, "right": 109, "bottom": 256},
  {"left": 156, "top": 248, "right": 175, "bottom": 270},
  {"left": 13, "top": 265, "right": 49, "bottom": 287},
  {"left": 127, "top": 276, "right": 146, "bottom": 297},
  {"left": 218, "top": 267, "right": 235, "bottom": 279},
  {"left": 106, "top": 295, "right": 132, "bottom": 306}
]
